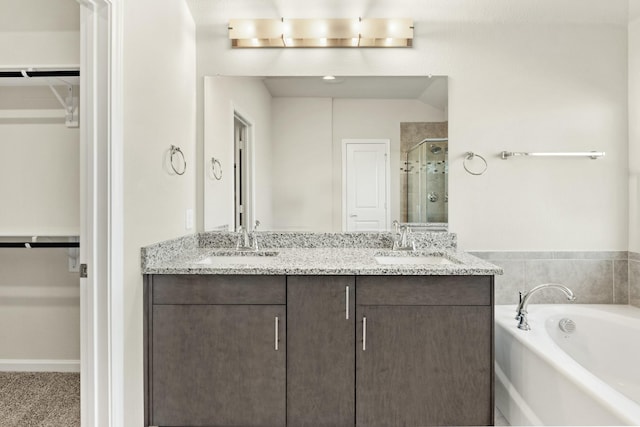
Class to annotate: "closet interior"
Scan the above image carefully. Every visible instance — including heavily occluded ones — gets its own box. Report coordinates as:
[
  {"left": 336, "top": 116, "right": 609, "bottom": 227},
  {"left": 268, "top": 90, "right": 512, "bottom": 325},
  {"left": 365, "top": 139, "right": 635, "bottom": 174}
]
[{"left": 0, "top": 3, "right": 82, "bottom": 423}]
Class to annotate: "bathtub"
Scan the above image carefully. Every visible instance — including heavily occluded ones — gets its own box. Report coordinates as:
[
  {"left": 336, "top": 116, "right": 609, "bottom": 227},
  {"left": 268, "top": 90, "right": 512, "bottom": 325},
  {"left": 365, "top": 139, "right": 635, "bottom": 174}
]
[{"left": 495, "top": 304, "right": 640, "bottom": 426}]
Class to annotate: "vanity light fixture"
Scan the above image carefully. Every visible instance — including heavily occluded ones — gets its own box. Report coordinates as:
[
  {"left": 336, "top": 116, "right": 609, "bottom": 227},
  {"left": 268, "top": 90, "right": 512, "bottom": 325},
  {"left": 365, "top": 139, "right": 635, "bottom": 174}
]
[{"left": 228, "top": 18, "right": 413, "bottom": 48}]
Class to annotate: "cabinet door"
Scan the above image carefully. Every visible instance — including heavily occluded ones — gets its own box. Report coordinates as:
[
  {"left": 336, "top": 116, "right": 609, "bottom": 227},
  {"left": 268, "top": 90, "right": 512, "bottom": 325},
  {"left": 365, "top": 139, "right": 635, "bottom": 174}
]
[
  {"left": 151, "top": 305, "right": 285, "bottom": 427},
  {"left": 287, "top": 276, "right": 355, "bottom": 427},
  {"left": 356, "top": 305, "right": 492, "bottom": 426}
]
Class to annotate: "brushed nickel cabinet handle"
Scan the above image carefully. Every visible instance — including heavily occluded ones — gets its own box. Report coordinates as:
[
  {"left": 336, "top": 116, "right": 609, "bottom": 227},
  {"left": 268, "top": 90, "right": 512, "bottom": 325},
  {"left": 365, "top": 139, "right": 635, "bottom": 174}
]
[
  {"left": 362, "top": 316, "right": 367, "bottom": 351},
  {"left": 345, "top": 286, "right": 350, "bottom": 320},
  {"left": 275, "top": 316, "right": 279, "bottom": 351}
]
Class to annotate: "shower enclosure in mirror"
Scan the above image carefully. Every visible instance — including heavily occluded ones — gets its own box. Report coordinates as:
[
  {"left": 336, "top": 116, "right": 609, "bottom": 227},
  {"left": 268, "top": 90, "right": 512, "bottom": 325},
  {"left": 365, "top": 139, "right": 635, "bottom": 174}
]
[{"left": 405, "top": 138, "right": 448, "bottom": 224}]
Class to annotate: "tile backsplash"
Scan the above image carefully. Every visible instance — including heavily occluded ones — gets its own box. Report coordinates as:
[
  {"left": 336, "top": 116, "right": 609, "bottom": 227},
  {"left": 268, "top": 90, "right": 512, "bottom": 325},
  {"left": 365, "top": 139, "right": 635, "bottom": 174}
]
[
  {"left": 471, "top": 251, "right": 630, "bottom": 305},
  {"left": 631, "top": 252, "right": 640, "bottom": 308}
]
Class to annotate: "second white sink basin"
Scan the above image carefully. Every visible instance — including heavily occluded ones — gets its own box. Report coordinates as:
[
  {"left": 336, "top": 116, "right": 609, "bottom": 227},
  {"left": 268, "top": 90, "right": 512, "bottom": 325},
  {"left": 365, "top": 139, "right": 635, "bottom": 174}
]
[{"left": 374, "top": 256, "right": 456, "bottom": 265}]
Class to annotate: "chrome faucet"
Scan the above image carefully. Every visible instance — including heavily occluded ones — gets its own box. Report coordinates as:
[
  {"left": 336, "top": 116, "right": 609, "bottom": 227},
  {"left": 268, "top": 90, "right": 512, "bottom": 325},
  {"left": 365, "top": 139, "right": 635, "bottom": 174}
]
[
  {"left": 392, "top": 222, "right": 416, "bottom": 251},
  {"left": 236, "top": 220, "right": 260, "bottom": 251},
  {"left": 391, "top": 220, "right": 401, "bottom": 249},
  {"left": 515, "top": 283, "right": 576, "bottom": 330}
]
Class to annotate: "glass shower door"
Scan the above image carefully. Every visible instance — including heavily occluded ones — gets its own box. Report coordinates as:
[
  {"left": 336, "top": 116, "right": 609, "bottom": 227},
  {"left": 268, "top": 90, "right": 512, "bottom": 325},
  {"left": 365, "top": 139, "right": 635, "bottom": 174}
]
[{"left": 406, "top": 140, "right": 448, "bottom": 224}]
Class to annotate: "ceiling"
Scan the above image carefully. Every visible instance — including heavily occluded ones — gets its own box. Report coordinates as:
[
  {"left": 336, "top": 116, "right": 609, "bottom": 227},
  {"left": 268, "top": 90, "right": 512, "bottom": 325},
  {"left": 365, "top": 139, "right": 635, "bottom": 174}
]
[
  {"left": 186, "top": 0, "right": 631, "bottom": 28},
  {"left": 231, "top": 76, "right": 448, "bottom": 111},
  {"left": 262, "top": 75, "right": 441, "bottom": 98},
  {"left": 0, "top": 0, "right": 631, "bottom": 33}
]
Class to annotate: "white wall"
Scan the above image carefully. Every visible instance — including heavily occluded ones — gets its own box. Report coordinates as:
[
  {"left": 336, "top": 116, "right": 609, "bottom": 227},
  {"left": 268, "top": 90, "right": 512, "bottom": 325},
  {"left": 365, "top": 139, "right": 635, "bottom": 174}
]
[
  {"left": 331, "top": 99, "right": 446, "bottom": 230},
  {"left": 0, "top": 23, "right": 80, "bottom": 363},
  {"left": 0, "top": 247, "right": 79, "bottom": 361},
  {"left": 204, "top": 76, "right": 273, "bottom": 230},
  {"left": 197, "top": 21, "right": 628, "bottom": 251},
  {"left": 0, "top": 32, "right": 79, "bottom": 66},
  {"left": 0, "top": 107, "right": 79, "bottom": 235},
  {"left": 271, "top": 97, "right": 333, "bottom": 230},
  {"left": 122, "top": 0, "right": 196, "bottom": 425},
  {"left": 630, "top": 10, "right": 640, "bottom": 253}
]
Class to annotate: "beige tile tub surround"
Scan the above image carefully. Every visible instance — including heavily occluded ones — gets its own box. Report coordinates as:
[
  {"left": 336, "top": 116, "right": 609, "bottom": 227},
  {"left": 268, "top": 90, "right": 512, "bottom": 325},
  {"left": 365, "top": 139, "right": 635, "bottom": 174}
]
[
  {"left": 631, "top": 252, "right": 640, "bottom": 307},
  {"left": 472, "top": 251, "right": 630, "bottom": 305}
]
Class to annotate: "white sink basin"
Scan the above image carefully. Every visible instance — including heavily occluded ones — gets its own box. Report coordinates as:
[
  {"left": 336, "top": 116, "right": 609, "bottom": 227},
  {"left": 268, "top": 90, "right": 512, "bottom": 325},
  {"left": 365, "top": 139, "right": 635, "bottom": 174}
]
[
  {"left": 374, "top": 256, "right": 456, "bottom": 265},
  {"left": 195, "top": 251, "right": 278, "bottom": 265}
]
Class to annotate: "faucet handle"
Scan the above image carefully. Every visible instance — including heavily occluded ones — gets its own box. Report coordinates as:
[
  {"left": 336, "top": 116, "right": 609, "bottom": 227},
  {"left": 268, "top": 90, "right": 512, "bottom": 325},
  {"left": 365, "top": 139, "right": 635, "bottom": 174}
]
[
  {"left": 515, "top": 291, "right": 524, "bottom": 319},
  {"left": 392, "top": 220, "right": 400, "bottom": 233},
  {"left": 251, "top": 220, "right": 261, "bottom": 250}
]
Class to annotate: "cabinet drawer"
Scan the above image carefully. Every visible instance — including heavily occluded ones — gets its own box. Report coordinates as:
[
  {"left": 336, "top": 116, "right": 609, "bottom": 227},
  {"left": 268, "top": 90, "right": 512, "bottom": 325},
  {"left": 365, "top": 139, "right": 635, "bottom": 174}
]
[
  {"left": 356, "top": 275, "right": 492, "bottom": 306},
  {"left": 152, "top": 275, "right": 286, "bottom": 305}
]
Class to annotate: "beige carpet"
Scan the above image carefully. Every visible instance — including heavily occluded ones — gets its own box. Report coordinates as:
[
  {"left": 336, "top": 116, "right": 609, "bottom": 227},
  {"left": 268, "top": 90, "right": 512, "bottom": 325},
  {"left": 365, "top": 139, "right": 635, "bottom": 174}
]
[{"left": 0, "top": 372, "right": 79, "bottom": 427}]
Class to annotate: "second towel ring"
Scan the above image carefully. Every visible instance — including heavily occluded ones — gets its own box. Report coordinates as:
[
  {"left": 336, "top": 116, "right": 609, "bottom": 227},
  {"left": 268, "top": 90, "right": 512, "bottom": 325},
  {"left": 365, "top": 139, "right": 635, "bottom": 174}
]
[
  {"left": 463, "top": 152, "right": 488, "bottom": 176},
  {"left": 211, "top": 157, "right": 222, "bottom": 180},
  {"left": 170, "top": 145, "right": 186, "bottom": 175}
]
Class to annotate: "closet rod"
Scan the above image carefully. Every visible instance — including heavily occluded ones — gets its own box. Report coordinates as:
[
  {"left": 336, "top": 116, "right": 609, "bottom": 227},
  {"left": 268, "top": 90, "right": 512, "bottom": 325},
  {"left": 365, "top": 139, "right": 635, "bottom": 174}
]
[
  {"left": 0, "top": 70, "right": 80, "bottom": 78},
  {"left": 0, "top": 242, "right": 79, "bottom": 248}
]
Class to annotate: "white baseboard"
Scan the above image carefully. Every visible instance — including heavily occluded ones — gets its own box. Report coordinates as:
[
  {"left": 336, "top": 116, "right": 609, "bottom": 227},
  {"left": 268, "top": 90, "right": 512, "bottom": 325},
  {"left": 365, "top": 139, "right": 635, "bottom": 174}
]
[{"left": 0, "top": 359, "right": 80, "bottom": 373}]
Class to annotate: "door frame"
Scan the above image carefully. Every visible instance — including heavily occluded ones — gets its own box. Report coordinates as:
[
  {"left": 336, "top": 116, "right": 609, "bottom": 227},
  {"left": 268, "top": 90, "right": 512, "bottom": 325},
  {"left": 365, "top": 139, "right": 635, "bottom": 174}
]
[
  {"left": 231, "top": 106, "right": 255, "bottom": 231},
  {"left": 78, "top": 0, "right": 124, "bottom": 426},
  {"left": 341, "top": 139, "right": 391, "bottom": 232}
]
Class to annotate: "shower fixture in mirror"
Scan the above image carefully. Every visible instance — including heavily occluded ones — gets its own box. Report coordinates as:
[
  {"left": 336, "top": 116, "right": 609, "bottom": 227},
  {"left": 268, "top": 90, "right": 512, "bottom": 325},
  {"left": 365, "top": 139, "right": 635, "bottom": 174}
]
[
  {"left": 203, "top": 75, "right": 447, "bottom": 233},
  {"left": 402, "top": 134, "right": 448, "bottom": 226}
]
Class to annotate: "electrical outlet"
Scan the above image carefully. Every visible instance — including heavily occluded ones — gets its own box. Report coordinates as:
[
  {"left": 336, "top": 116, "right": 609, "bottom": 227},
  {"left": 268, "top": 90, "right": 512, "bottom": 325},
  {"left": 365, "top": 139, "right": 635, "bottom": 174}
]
[{"left": 185, "top": 209, "right": 194, "bottom": 230}]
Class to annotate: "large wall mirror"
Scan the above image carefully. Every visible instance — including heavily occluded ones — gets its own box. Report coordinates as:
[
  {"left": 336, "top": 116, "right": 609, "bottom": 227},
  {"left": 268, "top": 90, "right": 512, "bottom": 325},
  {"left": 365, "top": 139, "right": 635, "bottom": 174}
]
[{"left": 203, "top": 75, "right": 448, "bottom": 232}]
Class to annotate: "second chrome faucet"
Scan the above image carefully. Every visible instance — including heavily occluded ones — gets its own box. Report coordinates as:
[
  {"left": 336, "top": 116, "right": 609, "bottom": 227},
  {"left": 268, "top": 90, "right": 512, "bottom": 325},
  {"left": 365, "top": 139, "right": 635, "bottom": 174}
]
[{"left": 236, "top": 220, "right": 261, "bottom": 251}]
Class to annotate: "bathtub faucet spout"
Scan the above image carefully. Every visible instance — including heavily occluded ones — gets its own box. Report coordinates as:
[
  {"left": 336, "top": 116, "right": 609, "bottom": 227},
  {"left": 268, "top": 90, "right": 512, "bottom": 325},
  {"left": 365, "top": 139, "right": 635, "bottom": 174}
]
[{"left": 515, "top": 283, "right": 576, "bottom": 331}]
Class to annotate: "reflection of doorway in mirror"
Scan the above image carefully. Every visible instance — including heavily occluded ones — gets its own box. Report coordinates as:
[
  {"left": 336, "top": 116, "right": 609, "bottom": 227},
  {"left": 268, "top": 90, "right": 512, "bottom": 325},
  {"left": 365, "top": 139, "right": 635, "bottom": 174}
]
[
  {"left": 342, "top": 139, "right": 390, "bottom": 232},
  {"left": 233, "top": 113, "right": 253, "bottom": 231}
]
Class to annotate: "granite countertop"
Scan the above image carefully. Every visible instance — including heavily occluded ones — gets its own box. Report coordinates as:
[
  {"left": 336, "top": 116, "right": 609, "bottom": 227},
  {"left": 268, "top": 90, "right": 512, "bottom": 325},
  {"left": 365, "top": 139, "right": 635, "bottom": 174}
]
[{"left": 141, "top": 232, "right": 502, "bottom": 276}]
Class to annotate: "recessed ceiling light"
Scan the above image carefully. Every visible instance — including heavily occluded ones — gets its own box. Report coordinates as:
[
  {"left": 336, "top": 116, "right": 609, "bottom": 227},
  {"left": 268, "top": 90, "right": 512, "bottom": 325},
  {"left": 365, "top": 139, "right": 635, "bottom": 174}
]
[{"left": 323, "top": 75, "right": 336, "bottom": 81}]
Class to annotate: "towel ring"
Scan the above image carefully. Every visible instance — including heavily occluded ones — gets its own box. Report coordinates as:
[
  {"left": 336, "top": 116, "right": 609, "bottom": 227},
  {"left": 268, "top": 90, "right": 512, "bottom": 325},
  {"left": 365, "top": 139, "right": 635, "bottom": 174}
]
[
  {"left": 463, "top": 152, "right": 488, "bottom": 176},
  {"left": 170, "top": 145, "right": 186, "bottom": 175},
  {"left": 211, "top": 157, "right": 222, "bottom": 180}
]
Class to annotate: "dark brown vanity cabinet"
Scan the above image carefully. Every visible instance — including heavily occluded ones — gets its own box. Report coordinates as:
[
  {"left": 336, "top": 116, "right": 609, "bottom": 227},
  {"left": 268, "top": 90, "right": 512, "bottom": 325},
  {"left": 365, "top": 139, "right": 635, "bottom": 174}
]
[
  {"left": 287, "top": 276, "right": 355, "bottom": 427},
  {"left": 145, "top": 274, "right": 493, "bottom": 427},
  {"left": 145, "top": 275, "right": 287, "bottom": 427},
  {"left": 355, "top": 276, "right": 494, "bottom": 427}
]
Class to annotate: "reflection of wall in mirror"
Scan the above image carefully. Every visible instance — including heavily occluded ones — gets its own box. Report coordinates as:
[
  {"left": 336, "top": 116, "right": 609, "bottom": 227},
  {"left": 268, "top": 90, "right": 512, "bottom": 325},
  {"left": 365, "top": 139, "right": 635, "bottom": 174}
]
[{"left": 204, "top": 77, "right": 273, "bottom": 232}]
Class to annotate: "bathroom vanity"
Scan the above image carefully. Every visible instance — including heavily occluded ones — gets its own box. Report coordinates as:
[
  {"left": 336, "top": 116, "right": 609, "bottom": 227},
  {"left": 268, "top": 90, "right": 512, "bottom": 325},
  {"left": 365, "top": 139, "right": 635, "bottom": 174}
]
[{"left": 142, "top": 232, "right": 501, "bottom": 427}]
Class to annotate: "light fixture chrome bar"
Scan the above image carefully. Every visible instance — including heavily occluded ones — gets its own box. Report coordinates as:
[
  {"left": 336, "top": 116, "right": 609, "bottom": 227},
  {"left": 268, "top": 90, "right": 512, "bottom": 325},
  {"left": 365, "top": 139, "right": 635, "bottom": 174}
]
[{"left": 500, "top": 151, "right": 605, "bottom": 160}]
